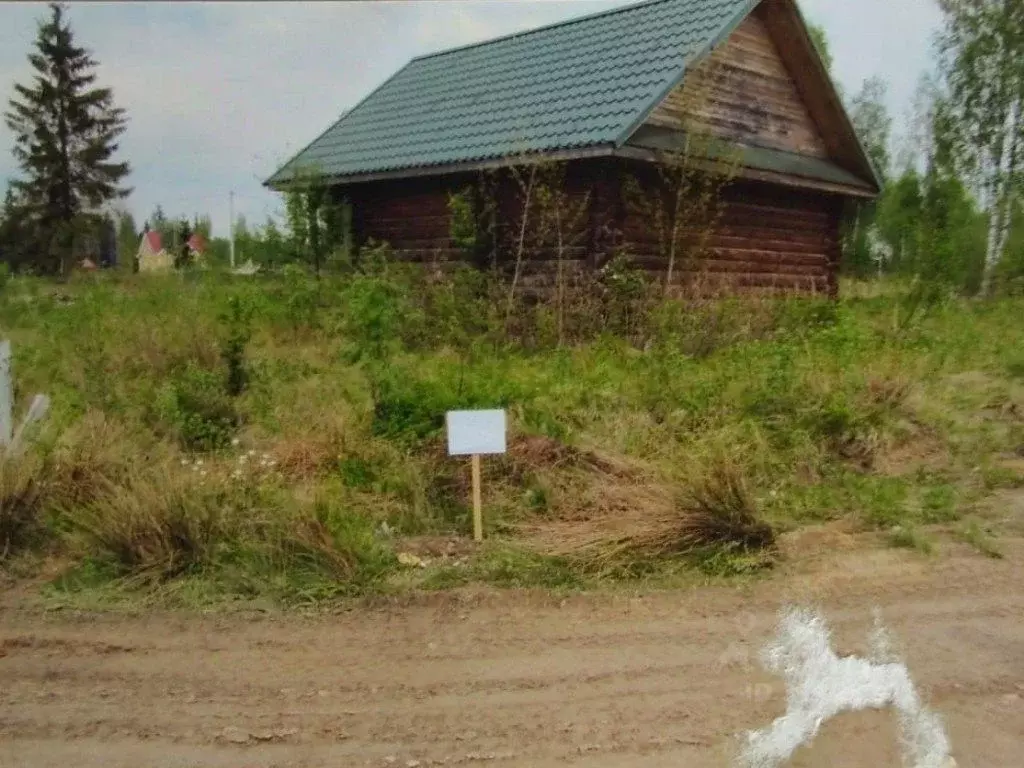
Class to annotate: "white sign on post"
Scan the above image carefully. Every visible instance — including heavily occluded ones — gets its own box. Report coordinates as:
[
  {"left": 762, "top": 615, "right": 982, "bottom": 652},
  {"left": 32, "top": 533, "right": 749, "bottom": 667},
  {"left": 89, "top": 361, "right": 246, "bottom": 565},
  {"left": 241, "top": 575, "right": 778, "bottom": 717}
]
[
  {"left": 446, "top": 409, "right": 507, "bottom": 456},
  {"left": 446, "top": 409, "right": 507, "bottom": 542}
]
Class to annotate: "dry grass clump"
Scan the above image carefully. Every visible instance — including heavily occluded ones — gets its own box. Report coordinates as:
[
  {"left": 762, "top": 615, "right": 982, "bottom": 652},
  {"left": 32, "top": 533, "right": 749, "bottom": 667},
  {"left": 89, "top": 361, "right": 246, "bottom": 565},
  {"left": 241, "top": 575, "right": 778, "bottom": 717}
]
[
  {"left": 259, "top": 392, "right": 352, "bottom": 482},
  {"left": 499, "top": 434, "right": 637, "bottom": 489},
  {"left": 866, "top": 374, "right": 914, "bottom": 410},
  {"left": 47, "top": 411, "right": 142, "bottom": 509},
  {"left": 64, "top": 467, "right": 227, "bottom": 581},
  {"left": 271, "top": 436, "right": 341, "bottom": 480},
  {"left": 58, "top": 448, "right": 395, "bottom": 589},
  {"left": 524, "top": 456, "right": 775, "bottom": 573},
  {"left": 680, "top": 461, "right": 775, "bottom": 551},
  {"left": 0, "top": 453, "right": 47, "bottom": 559},
  {"left": 2, "top": 411, "right": 140, "bottom": 561}
]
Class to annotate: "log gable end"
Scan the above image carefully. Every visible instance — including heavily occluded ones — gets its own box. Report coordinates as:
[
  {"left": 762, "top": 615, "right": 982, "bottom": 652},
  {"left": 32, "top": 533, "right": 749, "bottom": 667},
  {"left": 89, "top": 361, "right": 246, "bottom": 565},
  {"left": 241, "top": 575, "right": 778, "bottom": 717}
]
[{"left": 645, "top": 7, "right": 828, "bottom": 160}]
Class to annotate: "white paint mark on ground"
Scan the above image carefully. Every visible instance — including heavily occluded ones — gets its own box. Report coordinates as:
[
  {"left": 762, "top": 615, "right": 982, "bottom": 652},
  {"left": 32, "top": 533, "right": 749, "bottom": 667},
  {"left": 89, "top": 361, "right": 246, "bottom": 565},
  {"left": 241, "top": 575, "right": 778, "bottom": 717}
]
[{"left": 737, "top": 606, "right": 956, "bottom": 768}]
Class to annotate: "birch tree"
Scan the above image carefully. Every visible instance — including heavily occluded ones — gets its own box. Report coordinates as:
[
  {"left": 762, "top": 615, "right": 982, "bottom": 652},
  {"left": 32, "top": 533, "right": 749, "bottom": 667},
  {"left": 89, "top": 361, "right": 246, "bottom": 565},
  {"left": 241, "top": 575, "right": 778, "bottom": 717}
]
[
  {"left": 622, "top": 53, "right": 740, "bottom": 296},
  {"left": 937, "top": 0, "right": 1024, "bottom": 295},
  {"left": 842, "top": 77, "right": 893, "bottom": 276}
]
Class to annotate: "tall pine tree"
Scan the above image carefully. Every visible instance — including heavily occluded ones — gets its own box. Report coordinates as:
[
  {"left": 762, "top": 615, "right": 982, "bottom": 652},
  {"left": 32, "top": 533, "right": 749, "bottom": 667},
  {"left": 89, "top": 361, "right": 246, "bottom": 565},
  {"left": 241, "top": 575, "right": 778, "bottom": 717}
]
[{"left": 4, "top": 2, "right": 131, "bottom": 276}]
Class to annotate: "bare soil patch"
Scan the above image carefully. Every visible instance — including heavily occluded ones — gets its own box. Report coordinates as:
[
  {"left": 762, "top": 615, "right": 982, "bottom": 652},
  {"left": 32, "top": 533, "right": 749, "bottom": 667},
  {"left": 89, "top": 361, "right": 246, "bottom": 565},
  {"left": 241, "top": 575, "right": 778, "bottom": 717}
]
[{"left": 2, "top": 537, "right": 1023, "bottom": 767}]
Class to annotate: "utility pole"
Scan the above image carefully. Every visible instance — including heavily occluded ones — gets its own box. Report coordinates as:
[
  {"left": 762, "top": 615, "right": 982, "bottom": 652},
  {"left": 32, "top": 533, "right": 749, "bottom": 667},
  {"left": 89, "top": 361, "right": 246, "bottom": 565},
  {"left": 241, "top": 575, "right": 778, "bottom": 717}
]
[{"left": 229, "top": 190, "right": 236, "bottom": 270}]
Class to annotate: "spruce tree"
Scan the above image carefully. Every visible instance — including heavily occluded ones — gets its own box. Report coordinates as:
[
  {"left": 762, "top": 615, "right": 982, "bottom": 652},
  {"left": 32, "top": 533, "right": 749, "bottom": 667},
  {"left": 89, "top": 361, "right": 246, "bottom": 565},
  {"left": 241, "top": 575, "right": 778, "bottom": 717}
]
[
  {"left": 4, "top": 2, "right": 131, "bottom": 275},
  {"left": 0, "top": 186, "right": 22, "bottom": 270},
  {"left": 175, "top": 218, "right": 193, "bottom": 269},
  {"left": 114, "top": 210, "right": 137, "bottom": 270}
]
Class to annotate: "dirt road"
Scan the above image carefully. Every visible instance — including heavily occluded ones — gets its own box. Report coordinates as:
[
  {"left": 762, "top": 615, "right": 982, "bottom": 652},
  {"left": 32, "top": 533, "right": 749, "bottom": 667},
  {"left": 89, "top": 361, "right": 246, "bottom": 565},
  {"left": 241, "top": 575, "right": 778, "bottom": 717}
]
[{"left": 2, "top": 534, "right": 1023, "bottom": 768}]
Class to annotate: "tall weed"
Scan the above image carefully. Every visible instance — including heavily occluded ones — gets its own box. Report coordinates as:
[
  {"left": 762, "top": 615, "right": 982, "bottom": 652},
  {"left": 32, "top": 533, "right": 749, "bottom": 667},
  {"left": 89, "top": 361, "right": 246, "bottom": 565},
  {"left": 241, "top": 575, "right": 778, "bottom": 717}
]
[{"left": 0, "top": 454, "right": 47, "bottom": 558}]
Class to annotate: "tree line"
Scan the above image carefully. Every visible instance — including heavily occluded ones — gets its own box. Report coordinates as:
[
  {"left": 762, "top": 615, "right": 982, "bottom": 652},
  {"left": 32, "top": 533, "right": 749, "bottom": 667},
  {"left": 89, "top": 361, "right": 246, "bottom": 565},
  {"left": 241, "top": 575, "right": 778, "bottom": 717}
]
[
  {"left": 1, "top": 2, "right": 1023, "bottom": 295},
  {"left": 814, "top": 4, "right": 1024, "bottom": 295}
]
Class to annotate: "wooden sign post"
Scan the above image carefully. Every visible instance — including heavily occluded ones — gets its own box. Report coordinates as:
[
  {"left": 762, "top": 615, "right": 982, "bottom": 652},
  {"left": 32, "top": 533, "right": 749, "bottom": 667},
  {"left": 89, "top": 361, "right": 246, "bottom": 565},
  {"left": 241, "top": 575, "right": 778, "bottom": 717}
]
[{"left": 446, "top": 409, "right": 507, "bottom": 541}]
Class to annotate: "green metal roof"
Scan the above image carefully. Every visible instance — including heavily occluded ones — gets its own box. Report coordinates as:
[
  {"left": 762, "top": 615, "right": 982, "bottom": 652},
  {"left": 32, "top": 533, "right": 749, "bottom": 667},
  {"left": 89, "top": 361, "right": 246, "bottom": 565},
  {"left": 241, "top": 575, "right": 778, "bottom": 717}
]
[{"left": 266, "top": 0, "right": 758, "bottom": 187}]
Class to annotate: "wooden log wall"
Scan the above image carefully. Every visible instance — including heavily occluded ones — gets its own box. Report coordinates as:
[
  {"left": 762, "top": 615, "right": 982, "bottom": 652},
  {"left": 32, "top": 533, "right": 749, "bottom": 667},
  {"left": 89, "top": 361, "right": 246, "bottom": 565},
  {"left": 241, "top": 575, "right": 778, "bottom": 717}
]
[
  {"left": 348, "top": 174, "right": 471, "bottom": 262},
  {"left": 346, "top": 162, "right": 616, "bottom": 281},
  {"left": 344, "top": 157, "right": 841, "bottom": 297},
  {"left": 620, "top": 163, "right": 841, "bottom": 296},
  {"left": 487, "top": 162, "right": 599, "bottom": 287},
  {"left": 645, "top": 6, "right": 828, "bottom": 160}
]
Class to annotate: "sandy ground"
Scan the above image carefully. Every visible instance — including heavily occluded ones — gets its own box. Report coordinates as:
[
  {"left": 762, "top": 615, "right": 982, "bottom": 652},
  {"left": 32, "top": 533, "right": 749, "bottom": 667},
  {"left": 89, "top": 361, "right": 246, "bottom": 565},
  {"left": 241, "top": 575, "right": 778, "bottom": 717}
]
[{"left": 1, "top": 529, "right": 1023, "bottom": 768}]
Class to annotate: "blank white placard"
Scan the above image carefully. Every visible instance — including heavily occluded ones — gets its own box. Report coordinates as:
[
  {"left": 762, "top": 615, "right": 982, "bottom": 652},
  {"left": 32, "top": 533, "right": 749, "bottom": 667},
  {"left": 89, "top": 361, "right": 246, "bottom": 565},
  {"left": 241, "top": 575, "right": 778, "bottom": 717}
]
[{"left": 446, "top": 409, "right": 507, "bottom": 456}]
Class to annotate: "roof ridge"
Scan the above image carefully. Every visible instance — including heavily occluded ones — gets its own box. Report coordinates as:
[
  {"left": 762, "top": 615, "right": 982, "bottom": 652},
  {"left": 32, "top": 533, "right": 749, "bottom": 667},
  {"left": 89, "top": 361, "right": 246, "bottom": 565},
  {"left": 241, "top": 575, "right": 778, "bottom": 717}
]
[{"left": 410, "top": 0, "right": 668, "bottom": 63}]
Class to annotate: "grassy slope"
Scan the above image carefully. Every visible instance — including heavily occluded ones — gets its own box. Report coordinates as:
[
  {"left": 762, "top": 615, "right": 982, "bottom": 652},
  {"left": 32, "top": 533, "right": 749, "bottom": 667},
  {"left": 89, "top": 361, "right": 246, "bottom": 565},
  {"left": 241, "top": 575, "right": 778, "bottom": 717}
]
[{"left": 1, "top": 267, "right": 1022, "bottom": 606}]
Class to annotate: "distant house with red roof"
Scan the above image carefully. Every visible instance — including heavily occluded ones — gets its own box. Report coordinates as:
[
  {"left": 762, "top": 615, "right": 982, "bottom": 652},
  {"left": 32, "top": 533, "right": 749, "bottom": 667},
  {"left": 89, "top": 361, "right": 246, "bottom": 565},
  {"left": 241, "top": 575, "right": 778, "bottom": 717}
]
[
  {"left": 187, "top": 233, "right": 206, "bottom": 257},
  {"left": 186, "top": 232, "right": 209, "bottom": 264},
  {"left": 137, "top": 230, "right": 173, "bottom": 273}
]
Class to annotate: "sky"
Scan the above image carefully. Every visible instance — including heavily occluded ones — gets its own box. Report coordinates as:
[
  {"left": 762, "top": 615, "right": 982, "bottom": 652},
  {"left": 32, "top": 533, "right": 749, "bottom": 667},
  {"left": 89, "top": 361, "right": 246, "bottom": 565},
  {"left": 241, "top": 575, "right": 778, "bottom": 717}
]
[{"left": 0, "top": 0, "right": 944, "bottom": 240}]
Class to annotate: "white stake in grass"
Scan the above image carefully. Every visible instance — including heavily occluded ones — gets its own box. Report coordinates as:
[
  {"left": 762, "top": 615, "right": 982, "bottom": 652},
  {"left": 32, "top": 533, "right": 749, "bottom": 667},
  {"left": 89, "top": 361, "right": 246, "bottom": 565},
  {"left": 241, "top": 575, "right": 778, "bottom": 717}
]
[
  {"left": 737, "top": 607, "right": 956, "bottom": 768},
  {"left": 0, "top": 339, "right": 50, "bottom": 458},
  {"left": 0, "top": 340, "right": 11, "bottom": 447}
]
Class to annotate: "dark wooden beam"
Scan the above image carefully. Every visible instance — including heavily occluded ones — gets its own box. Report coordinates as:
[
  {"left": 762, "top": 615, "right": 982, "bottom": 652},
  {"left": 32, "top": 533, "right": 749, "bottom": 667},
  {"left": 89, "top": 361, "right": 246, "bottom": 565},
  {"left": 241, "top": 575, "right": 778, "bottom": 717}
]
[
  {"left": 266, "top": 145, "right": 618, "bottom": 191},
  {"left": 613, "top": 146, "right": 877, "bottom": 199}
]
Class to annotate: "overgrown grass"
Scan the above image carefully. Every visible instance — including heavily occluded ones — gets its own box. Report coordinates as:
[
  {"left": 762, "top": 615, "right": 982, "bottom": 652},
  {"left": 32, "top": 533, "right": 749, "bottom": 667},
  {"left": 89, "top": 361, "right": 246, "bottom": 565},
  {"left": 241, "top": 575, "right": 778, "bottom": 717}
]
[
  {"left": 0, "top": 452, "right": 46, "bottom": 558},
  {"left": 1, "top": 260, "right": 1022, "bottom": 604},
  {"left": 887, "top": 524, "right": 936, "bottom": 555},
  {"left": 956, "top": 518, "right": 1004, "bottom": 559}
]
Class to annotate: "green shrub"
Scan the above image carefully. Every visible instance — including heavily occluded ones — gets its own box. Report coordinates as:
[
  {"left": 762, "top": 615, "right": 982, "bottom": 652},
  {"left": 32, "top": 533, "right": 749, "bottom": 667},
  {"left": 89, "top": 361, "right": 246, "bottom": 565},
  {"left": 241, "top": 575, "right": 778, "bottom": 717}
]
[
  {"left": 447, "top": 187, "right": 478, "bottom": 253},
  {"left": 338, "top": 457, "right": 377, "bottom": 489},
  {"left": 153, "top": 365, "right": 240, "bottom": 451},
  {"left": 279, "top": 262, "right": 320, "bottom": 332},
  {"left": 339, "top": 273, "right": 414, "bottom": 359},
  {"left": 367, "top": 356, "right": 523, "bottom": 444},
  {"left": 596, "top": 251, "right": 651, "bottom": 339},
  {"left": 218, "top": 294, "right": 253, "bottom": 396},
  {"left": 420, "top": 264, "right": 498, "bottom": 346}
]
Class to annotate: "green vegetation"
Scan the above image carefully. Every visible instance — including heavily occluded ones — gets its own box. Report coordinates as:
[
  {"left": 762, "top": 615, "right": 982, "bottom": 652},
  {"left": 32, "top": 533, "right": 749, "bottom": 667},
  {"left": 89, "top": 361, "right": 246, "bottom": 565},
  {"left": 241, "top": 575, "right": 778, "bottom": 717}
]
[
  {"left": 956, "top": 518, "right": 1005, "bottom": 559},
  {"left": 1, "top": 260, "right": 1021, "bottom": 605}
]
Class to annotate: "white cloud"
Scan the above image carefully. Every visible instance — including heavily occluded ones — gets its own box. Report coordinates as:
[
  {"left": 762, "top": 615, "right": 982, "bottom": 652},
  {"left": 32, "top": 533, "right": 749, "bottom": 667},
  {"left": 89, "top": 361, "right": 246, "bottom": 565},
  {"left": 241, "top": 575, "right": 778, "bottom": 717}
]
[{"left": 0, "top": 0, "right": 942, "bottom": 240}]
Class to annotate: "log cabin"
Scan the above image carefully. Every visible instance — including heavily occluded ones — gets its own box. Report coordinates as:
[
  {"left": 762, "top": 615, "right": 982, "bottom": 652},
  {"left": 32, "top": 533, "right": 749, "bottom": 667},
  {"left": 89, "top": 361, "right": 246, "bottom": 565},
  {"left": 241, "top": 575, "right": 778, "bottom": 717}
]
[{"left": 265, "top": 0, "right": 880, "bottom": 296}]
